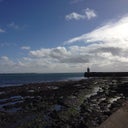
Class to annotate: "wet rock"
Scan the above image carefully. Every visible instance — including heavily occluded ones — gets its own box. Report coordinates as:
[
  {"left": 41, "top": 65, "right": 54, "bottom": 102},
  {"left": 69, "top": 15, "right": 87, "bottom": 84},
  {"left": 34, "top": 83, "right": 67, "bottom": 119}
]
[{"left": 0, "top": 78, "right": 128, "bottom": 128}]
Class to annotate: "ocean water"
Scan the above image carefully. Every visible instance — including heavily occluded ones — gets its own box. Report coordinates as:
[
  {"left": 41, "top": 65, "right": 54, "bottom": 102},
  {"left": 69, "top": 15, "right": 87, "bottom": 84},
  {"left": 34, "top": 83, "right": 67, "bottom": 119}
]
[{"left": 0, "top": 73, "right": 84, "bottom": 87}]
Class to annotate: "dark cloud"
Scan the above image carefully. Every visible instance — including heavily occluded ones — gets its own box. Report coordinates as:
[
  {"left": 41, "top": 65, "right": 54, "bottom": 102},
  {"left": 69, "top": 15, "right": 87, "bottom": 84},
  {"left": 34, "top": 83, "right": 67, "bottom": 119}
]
[{"left": 90, "top": 47, "right": 123, "bottom": 56}]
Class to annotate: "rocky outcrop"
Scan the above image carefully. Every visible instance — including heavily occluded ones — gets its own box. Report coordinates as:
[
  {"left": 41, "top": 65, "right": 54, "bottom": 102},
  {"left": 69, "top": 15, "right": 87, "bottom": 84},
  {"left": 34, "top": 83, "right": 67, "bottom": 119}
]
[{"left": 0, "top": 78, "right": 128, "bottom": 128}]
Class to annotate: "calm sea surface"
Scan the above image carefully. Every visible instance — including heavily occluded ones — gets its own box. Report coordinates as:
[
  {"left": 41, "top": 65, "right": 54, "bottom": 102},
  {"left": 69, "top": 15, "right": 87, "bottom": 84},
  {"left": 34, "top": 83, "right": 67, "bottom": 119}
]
[{"left": 0, "top": 73, "right": 84, "bottom": 87}]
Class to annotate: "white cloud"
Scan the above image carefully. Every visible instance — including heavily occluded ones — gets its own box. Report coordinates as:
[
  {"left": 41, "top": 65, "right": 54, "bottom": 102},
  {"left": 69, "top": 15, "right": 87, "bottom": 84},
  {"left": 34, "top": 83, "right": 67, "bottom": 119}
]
[
  {"left": 84, "top": 8, "right": 97, "bottom": 20},
  {"left": 65, "top": 12, "right": 85, "bottom": 20},
  {"left": 1, "top": 56, "right": 9, "bottom": 61},
  {"left": 63, "top": 15, "right": 128, "bottom": 71},
  {"left": 21, "top": 46, "right": 31, "bottom": 50},
  {"left": 0, "top": 28, "right": 5, "bottom": 33},
  {"left": 0, "top": 56, "right": 16, "bottom": 73},
  {"left": 65, "top": 15, "right": 128, "bottom": 45},
  {"left": 30, "top": 47, "right": 74, "bottom": 62},
  {"left": 1, "top": 15, "right": 128, "bottom": 73},
  {"left": 65, "top": 8, "right": 97, "bottom": 21},
  {"left": 0, "top": 46, "right": 90, "bottom": 73},
  {"left": 1, "top": 42, "right": 128, "bottom": 73}
]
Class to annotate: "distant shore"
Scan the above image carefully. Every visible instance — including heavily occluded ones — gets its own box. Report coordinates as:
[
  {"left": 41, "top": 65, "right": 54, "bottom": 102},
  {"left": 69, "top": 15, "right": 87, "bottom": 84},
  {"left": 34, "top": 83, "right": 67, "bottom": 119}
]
[{"left": 0, "top": 77, "right": 128, "bottom": 128}]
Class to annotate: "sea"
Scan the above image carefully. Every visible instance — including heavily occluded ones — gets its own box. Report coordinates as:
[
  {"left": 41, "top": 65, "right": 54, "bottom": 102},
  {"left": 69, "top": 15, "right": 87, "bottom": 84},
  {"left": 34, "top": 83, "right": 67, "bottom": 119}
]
[{"left": 0, "top": 73, "right": 85, "bottom": 87}]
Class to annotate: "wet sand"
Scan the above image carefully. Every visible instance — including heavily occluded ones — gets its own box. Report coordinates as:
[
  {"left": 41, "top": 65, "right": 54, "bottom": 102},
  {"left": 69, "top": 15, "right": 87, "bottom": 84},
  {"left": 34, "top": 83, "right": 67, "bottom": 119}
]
[{"left": 0, "top": 77, "right": 128, "bottom": 128}]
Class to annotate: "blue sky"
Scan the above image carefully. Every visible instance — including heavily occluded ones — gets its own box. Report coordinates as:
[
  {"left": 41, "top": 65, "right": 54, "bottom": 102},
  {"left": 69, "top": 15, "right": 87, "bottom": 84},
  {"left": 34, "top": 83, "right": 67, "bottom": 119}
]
[{"left": 0, "top": 0, "right": 128, "bottom": 73}]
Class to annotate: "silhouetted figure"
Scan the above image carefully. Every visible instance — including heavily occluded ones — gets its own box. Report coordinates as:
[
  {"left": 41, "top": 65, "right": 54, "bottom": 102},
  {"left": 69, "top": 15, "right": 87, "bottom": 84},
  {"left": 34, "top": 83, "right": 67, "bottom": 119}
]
[
  {"left": 87, "top": 67, "right": 90, "bottom": 73},
  {"left": 86, "top": 67, "right": 90, "bottom": 78}
]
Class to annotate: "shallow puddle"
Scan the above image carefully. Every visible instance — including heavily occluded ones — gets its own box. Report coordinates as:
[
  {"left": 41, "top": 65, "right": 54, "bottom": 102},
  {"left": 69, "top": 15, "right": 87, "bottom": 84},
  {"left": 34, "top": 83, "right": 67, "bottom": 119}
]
[{"left": 0, "top": 95, "right": 23, "bottom": 112}]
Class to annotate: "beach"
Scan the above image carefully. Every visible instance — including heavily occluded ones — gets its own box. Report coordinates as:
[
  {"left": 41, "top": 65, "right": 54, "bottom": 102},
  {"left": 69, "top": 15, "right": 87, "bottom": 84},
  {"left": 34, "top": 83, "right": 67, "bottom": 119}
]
[{"left": 0, "top": 77, "right": 128, "bottom": 128}]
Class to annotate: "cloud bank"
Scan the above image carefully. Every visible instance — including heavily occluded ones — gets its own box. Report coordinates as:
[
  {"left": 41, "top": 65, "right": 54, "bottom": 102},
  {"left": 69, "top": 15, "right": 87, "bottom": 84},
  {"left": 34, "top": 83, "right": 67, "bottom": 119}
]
[{"left": 1, "top": 15, "right": 128, "bottom": 73}]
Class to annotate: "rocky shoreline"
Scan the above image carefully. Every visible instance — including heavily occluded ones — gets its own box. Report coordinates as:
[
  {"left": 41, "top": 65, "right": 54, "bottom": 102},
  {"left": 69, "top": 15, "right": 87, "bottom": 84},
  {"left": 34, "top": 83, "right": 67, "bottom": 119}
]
[{"left": 0, "top": 77, "right": 128, "bottom": 128}]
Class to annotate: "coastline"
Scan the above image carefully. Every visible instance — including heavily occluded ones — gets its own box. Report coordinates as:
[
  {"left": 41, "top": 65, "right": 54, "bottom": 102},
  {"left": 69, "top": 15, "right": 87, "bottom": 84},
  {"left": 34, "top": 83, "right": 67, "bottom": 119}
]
[{"left": 0, "top": 77, "right": 128, "bottom": 128}]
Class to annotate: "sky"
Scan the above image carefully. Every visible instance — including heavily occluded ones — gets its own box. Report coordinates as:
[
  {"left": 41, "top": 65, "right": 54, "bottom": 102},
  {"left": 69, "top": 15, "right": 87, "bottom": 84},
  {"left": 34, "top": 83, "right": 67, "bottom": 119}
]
[{"left": 0, "top": 0, "right": 128, "bottom": 73}]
